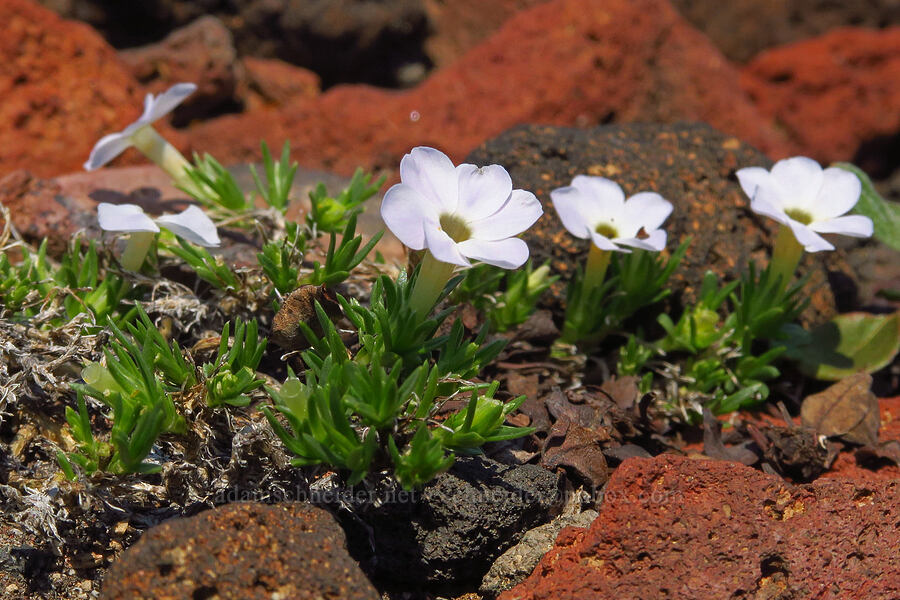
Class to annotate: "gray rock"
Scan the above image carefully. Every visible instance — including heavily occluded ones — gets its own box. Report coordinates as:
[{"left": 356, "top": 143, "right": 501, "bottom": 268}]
[
  {"left": 338, "top": 455, "right": 562, "bottom": 588},
  {"left": 480, "top": 510, "right": 598, "bottom": 597}
]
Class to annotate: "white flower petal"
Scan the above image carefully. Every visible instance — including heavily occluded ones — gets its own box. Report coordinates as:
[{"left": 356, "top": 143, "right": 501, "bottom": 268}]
[
  {"left": 616, "top": 229, "right": 668, "bottom": 252},
  {"left": 750, "top": 194, "right": 791, "bottom": 226},
  {"left": 400, "top": 147, "right": 459, "bottom": 214},
  {"left": 736, "top": 166, "right": 772, "bottom": 203},
  {"left": 456, "top": 163, "right": 513, "bottom": 222},
  {"left": 457, "top": 237, "right": 530, "bottom": 269},
  {"left": 97, "top": 203, "right": 159, "bottom": 233},
  {"left": 810, "top": 215, "right": 873, "bottom": 238},
  {"left": 146, "top": 83, "right": 198, "bottom": 123},
  {"left": 469, "top": 190, "right": 543, "bottom": 241},
  {"left": 738, "top": 166, "right": 790, "bottom": 221},
  {"left": 156, "top": 205, "right": 220, "bottom": 247},
  {"left": 812, "top": 168, "right": 862, "bottom": 221},
  {"left": 380, "top": 183, "right": 440, "bottom": 250},
  {"left": 84, "top": 132, "right": 134, "bottom": 171},
  {"left": 787, "top": 219, "right": 833, "bottom": 252},
  {"left": 137, "top": 93, "right": 156, "bottom": 125},
  {"left": 771, "top": 156, "right": 823, "bottom": 212},
  {"left": 571, "top": 175, "right": 626, "bottom": 225},
  {"left": 423, "top": 223, "right": 470, "bottom": 267},
  {"left": 589, "top": 230, "right": 626, "bottom": 252},
  {"left": 550, "top": 185, "right": 591, "bottom": 239},
  {"left": 622, "top": 192, "right": 672, "bottom": 237}
]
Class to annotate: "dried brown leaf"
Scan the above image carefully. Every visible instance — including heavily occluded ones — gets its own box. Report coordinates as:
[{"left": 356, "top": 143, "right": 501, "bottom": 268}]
[
  {"left": 541, "top": 420, "right": 609, "bottom": 491},
  {"left": 702, "top": 408, "right": 758, "bottom": 465},
  {"left": 801, "top": 373, "right": 879, "bottom": 446},
  {"left": 598, "top": 375, "right": 640, "bottom": 410}
]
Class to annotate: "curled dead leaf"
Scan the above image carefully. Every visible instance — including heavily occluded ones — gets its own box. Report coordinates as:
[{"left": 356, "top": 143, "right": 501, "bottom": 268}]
[
  {"left": 271, "top": 284, "right": 342, "bottom": 351},
  {"left": 800, "top": 373, "right": 879, "bottom": 446}
]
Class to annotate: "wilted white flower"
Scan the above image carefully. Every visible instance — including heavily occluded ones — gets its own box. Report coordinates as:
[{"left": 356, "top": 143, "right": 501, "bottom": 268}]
[
  {"left": 381, "top": 147, "right": 543, "bottom": 269},
  {"left": 98, "top": 203, "right": 220, "bottom": 247},
  {"left": 550, "top": 175, "right": 672, "bottom": 252},
  {"left": 84, "top": 83, "right": 196, "bottom": 176},
  {"left": 736, "top": 157, "right": 872, "bottom": 252}
]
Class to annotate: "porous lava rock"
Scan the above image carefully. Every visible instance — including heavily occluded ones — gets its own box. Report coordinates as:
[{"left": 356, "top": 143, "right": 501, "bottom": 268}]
[
  {"left": 422, "top": 0, "right": 547, "bottom": 67},
  {"left": 481, "top": 509, "right": 599, "bottom": 597},
  {"left": 184, "top": 0, "right": 789, "bottom": 176},
  {"left": 501, "top": 454, "right": 900, "bottom": 599},
  {"left": 239, "top": 57, "right": 321, "bottom": 111},
  {"left": 119, "top": 15, "right": 241, "bottom": 124},
  {"left": 741, "top": 27, "right": 900, "bottom": 167},
  {"left": 465, "top": 122, "right": 849, "bottom": 319},
  {"left": 337, "top": 455, "right": 562, "bottom": 589},
  {"left": 99, "top": 502, "right": 380, "bottom": 600},
  {"left": 0, "top": 0, "right": 144, "bottom": 178},
  {"left": 672, "top": 0, "right": 900, "bottom": 63}
]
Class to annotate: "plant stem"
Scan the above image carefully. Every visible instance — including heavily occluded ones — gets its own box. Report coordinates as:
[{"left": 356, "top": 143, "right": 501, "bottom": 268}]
[
  {"left": 770, "top": 224, "right": 804, "bottom": 290},
  {"left": 129, "top": 125, "right": 195, "bottom": 192},
  {"left": 584, "top": 245, "right": 612, "bottom": 293},
  {"left": 409, "top": 251, "right": 456, "bottom": 319},
  {"left": 120, "top": 231, "right": 155, "bottom": 271},
  {"left": 561, "top": 245, "right": 612, "bottom": 343}
]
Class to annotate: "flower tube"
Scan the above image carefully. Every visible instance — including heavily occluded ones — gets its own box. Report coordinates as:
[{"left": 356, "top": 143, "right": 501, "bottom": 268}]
[
  {"left": 551, "top": 175, "right": 673, "bottom": 343},
  {"left": 84, "top": 83, "right": 197, "bottom": 190}
]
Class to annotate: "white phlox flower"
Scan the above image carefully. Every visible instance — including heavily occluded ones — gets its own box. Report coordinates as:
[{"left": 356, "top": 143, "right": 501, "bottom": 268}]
[
  {"left": 380, "top": 147, "right": 543, "bottom": 269},
  {"left": 84, "top": 83, "right": 197, "bottom": 172},
  {"left": 550, "top": 175, "right": 673, "bottom": 252},
  {"left": 736, "top": 156, "right": 873, "bottom": 252},
  {"left": 97, "top": 203, "right": 220, "bottom": 247}
]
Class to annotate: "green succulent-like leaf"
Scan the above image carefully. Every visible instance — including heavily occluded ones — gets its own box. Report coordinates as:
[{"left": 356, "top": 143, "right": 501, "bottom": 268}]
[
  {"left": 183, "top": 153, "right": 252, "bottom": 212},
  {"left": 390, "top": 427, "right": 455, "bottom": 490},
  {"left": 251, "top": 140, "right": 298, "bottom": 213},
  {"left": 169, "top": 238, "right": 239, "bottom": 290}
]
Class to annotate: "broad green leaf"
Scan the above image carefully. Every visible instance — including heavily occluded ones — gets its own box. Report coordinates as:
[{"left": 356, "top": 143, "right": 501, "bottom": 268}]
[
  {"left": 834, "top": 162, "right": 900, "bottom": 250},
  {"left": 789, "top": 312, "right": 900, "bottom": 380}
]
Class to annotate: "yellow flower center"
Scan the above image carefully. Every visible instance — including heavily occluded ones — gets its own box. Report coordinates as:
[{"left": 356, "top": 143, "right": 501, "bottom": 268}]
[
  {"left": 595, "top": 223, "right": 619, "bottom": 239},
  {"left": 439, "top": 213, "right": 472, "bottom": 243},
  {"left": 785, "top": 208, "right": 813, "bottom": 225}
]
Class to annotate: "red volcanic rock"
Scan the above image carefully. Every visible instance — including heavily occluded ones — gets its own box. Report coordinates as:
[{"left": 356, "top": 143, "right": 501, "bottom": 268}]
[
  {"left": 0, "top": 0, "right": 144, "bottom": 178},
  {"left": 423, "top": 0, "right": 548, "bottom": 67},
  {"left": 741, "top": 27, "right": 900, "bottom": 165},
  {"left": 822, "top": 395, "right": 900, "bottom": 482},
  {"left": 186, "top": 0, "right": 789, "bottom": 176},
  {"left": 502, "top": 455, "right": 900, "bottom": 600},
  {"left": 240, "top": 57, "right": 321, "bottom": 111},
  {"left": 119, "top": 16, "right": 240, "bottom": 124},
  {"left": 673, "top": 0, "right": 900, "bottom": 64}
]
